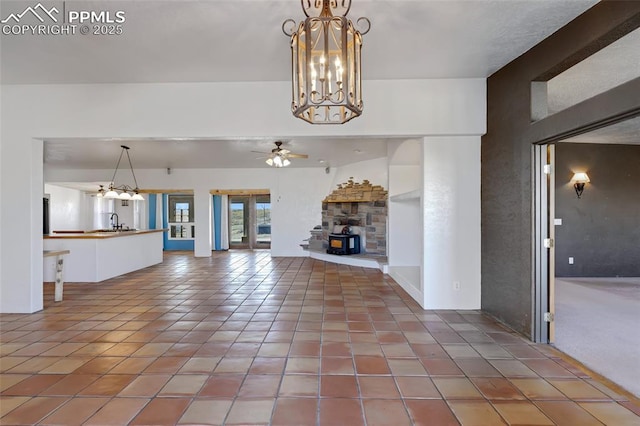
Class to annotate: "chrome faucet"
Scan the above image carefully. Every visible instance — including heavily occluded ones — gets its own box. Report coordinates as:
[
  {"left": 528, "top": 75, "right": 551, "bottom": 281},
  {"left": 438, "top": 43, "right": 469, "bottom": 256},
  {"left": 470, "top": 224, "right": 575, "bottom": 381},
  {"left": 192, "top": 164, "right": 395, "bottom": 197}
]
[{"left": 110, "top": 213, "right": 120, "bottom": 230}]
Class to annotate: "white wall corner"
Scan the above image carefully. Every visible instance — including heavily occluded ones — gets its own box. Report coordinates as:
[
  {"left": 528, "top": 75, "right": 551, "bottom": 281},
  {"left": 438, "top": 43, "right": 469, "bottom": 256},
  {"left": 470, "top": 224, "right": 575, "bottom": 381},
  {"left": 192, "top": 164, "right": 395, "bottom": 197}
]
[{"left": 422, "top": 136, "right": 481, "bottom": 310}]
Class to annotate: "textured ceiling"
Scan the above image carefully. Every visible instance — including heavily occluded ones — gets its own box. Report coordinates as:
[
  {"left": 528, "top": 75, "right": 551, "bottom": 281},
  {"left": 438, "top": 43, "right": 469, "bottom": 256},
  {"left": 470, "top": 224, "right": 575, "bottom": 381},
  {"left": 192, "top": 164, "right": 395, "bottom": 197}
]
[
  {"left": 1, "top": 0, "right": 598, "bottom": 84},
  {"left": 43, "top": 137, "right": 393, "bottom": 169},
  {"left": 560, "top": 115, "right": 640, "bottom": 145},
  {"left": 548, "top": 28, "right": 640, "bottom": 114}
]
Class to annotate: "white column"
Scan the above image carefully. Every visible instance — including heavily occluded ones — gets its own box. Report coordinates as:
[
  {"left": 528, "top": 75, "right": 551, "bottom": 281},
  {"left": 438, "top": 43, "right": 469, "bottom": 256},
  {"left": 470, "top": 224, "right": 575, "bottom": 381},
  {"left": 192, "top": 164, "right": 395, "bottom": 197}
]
[
  {"left": 193, "top": 188, "right": 212, "bottom": 257},
  {"left": 422, "top": 136, "right": 481, "bottom": 309},
  {"left": 0, "top": 137, "right": 43, "bottom": 313}
]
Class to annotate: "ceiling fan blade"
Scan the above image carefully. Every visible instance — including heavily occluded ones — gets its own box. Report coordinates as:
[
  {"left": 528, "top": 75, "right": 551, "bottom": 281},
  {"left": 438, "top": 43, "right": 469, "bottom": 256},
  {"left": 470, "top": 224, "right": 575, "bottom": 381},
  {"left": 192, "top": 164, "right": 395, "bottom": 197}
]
[
  {"left": 251, "top": 150, "right": 271, "bottom": 154},
  {"left": 287, "top": 153, "right": 309, "bottom": 159}
]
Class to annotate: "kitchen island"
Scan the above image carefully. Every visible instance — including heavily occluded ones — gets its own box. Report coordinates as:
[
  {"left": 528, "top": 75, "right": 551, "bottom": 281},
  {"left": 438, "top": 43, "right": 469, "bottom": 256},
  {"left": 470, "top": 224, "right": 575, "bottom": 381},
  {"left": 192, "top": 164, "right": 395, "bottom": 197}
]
[{"left": 43, "top": 229, "right": 165, "bottom": 282}]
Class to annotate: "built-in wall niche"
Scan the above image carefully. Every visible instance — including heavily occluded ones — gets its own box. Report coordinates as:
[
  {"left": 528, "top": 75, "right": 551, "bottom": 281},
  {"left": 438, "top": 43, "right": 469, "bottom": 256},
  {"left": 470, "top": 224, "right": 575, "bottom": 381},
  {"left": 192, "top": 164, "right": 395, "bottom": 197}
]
[{"left": 387, "top": 139, "right": 423, "bottom": 303}]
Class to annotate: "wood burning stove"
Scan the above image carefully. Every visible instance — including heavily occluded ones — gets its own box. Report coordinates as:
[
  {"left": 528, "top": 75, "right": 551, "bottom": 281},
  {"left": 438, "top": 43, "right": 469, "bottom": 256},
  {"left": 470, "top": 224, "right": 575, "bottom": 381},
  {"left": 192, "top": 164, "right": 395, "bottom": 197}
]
[{"left": 327, "top": 234, "right": 361, "bottom": 255}]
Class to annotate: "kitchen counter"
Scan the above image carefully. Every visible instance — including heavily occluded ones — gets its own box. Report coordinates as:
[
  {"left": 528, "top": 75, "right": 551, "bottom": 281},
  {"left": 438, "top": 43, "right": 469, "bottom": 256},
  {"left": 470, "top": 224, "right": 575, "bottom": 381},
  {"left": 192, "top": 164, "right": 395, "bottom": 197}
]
[
  {"left": 45, "top": 229, "right": 165, "bottom": 239},
  {"left": 43, "top": 229, "right": 165, "bottom": 283}
]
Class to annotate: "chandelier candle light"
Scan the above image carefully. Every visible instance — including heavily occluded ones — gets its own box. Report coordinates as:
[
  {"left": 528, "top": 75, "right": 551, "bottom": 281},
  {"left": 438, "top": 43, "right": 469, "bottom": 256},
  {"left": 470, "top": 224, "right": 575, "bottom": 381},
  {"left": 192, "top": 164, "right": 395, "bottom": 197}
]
[
  {"left": 283, "top": 0, "right": 370, "bottom": 124},
  {"left": 97, "top": 145, "right": 145, "bottom": 201}
]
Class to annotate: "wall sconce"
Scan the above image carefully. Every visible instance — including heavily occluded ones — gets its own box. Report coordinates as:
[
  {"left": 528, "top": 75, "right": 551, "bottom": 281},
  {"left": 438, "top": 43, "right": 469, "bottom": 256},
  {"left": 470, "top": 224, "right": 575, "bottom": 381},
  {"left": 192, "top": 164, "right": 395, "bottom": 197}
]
[{"left": 570, "top": 172, "right": 590, "bottom": 198}]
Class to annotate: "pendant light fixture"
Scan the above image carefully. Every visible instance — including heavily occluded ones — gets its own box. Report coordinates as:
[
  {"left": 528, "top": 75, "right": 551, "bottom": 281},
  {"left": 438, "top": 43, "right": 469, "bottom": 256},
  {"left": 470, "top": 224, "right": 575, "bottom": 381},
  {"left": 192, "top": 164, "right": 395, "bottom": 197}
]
[
  {"left": 283, "top": 0, "right": 370, "bottom": 124},
  {"left": 97, "top": 145, "right": 145, "bottom": 201}
]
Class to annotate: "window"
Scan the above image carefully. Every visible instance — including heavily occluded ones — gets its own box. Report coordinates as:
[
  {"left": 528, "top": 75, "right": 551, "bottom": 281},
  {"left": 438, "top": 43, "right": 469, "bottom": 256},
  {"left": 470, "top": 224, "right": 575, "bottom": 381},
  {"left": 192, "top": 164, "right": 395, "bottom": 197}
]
[
  {"left": 255, "top": 195, "right": 271, "bottom": 246},
  {"left": 93, "top": 197, "right": 115, "bottom": 230},
  {"left": 169, "top": 196, "right": 194, "bottom": 222},
  {"left": 168, "top": 194, "right": 194, "bottom": 239}
]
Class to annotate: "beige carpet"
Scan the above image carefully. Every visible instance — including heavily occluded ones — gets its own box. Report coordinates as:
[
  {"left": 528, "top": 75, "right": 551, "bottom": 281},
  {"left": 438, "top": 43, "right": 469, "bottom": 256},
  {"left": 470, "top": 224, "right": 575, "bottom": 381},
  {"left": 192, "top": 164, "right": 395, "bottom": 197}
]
[{"left": 554, "top": 277, "right": 640, "bottom": 397}]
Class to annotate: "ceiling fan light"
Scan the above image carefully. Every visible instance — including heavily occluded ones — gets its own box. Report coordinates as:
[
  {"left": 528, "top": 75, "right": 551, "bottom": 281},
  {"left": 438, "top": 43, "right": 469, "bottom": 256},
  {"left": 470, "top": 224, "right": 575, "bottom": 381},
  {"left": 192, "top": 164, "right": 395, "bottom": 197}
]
[{"left": 260, "top": 142, "right": 304, "bottom": 167}]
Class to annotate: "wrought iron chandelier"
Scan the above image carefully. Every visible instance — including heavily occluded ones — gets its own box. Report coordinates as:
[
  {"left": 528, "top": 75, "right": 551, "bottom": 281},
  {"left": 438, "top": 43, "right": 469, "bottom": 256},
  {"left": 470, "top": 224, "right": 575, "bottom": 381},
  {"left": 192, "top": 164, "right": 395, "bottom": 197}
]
[
  {"left": 97, "top": 145, "right": 144, "bottom": 201},
  {"left": 283, "top": 0, "right": 370, "bottom": 124}
]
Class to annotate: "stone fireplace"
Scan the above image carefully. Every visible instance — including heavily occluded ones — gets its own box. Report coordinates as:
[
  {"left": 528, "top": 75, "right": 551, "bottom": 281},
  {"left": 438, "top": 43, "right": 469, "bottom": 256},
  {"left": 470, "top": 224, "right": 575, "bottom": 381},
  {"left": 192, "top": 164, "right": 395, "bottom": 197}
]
[{"left": 321, "top": 179, "right": 388, "bottom": 256}]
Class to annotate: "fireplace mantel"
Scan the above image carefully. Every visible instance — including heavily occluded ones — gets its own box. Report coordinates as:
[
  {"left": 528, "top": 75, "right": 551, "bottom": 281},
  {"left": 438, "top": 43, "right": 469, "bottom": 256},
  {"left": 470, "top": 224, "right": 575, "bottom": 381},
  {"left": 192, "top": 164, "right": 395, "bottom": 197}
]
[
  {"left": 323, "top": 178, "right": 388, "bottom": 203},
  {"left": 325, "top": 198, "right": 376, "bottom": 203}
]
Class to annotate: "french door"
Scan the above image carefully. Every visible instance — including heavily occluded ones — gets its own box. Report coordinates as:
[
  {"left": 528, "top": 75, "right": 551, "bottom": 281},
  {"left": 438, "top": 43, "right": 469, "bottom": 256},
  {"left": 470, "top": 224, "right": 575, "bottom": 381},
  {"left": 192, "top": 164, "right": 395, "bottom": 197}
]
[
  {"left": 533, "top": 143, "right": 556, "bottom": 343},
  {"left": 229, "top": 195, "right": 271, "bottom": 249}
]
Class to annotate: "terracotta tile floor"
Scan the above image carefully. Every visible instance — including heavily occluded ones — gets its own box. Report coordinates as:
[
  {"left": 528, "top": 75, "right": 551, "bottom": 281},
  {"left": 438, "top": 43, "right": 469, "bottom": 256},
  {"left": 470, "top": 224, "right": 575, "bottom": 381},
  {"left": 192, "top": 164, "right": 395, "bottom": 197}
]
[{"left": 1, "top": 251, "right": 639, "bottom": 425}]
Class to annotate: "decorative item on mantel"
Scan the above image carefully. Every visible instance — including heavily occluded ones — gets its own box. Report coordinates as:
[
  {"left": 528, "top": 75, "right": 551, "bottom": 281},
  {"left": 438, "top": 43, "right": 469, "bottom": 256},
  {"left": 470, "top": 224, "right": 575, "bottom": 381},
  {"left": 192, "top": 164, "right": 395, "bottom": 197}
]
[{"left": 323, "top": 177, "right": 388, "bottom": 203}]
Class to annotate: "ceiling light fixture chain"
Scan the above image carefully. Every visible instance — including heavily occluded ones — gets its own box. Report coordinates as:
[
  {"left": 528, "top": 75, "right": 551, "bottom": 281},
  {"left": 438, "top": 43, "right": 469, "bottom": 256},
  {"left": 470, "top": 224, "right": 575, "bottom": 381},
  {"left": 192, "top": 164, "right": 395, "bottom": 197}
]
[
  {"left": 284, "top": 0, "right": 370, "bottom": 124},
  {"left": 108, "top": 145, "right": 127, "bottom": 184},
  {"left": 124, "top": 146, "right": 141, "bottom": 192}
]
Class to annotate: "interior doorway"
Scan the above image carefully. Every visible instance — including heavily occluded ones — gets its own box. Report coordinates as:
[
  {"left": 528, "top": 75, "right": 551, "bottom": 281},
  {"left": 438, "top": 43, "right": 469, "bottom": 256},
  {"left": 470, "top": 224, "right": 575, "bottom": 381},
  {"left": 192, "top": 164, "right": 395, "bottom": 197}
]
[
  {"left": 229, "top": 194, "right": 271, "bottom": 249},
  {"left": 551, "top": 128, "right": 640, "bottom": 397},
  {"left": 534, "top": 116, "right": 640, "bottom": 397}
]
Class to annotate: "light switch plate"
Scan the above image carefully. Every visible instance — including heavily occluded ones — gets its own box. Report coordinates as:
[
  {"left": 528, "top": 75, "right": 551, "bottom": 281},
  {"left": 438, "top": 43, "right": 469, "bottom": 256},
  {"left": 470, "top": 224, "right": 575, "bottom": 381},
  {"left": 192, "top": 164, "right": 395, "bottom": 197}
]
[{"left": 554, "top": 218, "right": 562, "bottom": 226}]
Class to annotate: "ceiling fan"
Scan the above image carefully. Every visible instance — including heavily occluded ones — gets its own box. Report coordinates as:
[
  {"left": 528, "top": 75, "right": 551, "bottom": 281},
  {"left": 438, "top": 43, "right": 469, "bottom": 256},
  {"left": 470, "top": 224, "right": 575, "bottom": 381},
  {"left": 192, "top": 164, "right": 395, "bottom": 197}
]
[{"left": 252, "top": 141, "right": 308, "bottom": 167}]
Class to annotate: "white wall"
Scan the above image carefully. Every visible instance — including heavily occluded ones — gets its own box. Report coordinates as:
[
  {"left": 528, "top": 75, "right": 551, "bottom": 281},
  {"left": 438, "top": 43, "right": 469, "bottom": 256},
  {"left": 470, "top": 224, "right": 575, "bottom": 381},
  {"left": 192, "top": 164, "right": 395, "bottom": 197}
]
[
  {"left": 389, "top": 200, "right": 422, "bottom": 268},
  {"left": 330, "top": 157, "right": 389, "bottom": 191},
  {"left": 44, "top": 184, "right": 89, "bottom": 231},
  {"left": 0, "top": 78, "right": 485, "bottom": 312},
  {"left": 114, "top": 200, "right": 134, "bottom": 230},
  {"left": 388, "top": 166, "right": 421, "bottom": 196},
  {"left": 422, "top": 136, "right": 482, "bottom": 309},
  {"left": 388, "top": 138, "right": 422, "bottom": 196}
]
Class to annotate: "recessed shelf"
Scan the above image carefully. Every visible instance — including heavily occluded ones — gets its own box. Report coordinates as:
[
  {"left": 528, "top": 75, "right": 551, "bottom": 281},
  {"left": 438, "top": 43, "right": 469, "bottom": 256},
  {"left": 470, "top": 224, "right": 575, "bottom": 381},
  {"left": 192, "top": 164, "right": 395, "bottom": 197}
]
[{"left": 389, "top": 189, "right": 421, "bottom": 202}]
